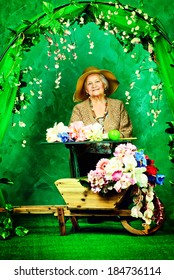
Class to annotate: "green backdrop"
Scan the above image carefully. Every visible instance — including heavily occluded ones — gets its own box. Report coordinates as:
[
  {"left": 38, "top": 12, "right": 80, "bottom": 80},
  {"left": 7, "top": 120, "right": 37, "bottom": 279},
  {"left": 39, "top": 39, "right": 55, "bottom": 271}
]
[{"left": 0, "top": 0, "right": 173, "bottom": 224}]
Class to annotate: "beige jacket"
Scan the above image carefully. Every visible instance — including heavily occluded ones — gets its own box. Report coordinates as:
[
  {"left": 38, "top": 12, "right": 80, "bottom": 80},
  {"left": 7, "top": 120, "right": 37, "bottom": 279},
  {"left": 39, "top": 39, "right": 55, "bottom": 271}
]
[{"left": 69, "top": 98, "right": 132, "bottom": 138}]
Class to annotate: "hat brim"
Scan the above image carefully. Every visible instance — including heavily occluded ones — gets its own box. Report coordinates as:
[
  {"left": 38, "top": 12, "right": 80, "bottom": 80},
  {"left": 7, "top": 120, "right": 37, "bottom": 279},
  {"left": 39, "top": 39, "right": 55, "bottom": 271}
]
[{"left": 73, "top": 69, "right": 119, "bottom": 102}]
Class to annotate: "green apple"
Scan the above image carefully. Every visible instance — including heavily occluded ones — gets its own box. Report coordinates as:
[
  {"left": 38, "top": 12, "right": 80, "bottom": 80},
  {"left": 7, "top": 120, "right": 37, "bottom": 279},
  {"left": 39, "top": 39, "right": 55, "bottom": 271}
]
[{"left": 108, "top": 129, "right": 120, "bottom": 140}]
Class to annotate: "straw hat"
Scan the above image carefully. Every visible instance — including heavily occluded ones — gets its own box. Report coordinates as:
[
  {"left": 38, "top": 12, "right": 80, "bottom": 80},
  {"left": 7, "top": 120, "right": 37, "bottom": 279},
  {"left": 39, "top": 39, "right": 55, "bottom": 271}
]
[{"left": 73, "top": 66, "right": 119, "bottom": 102}]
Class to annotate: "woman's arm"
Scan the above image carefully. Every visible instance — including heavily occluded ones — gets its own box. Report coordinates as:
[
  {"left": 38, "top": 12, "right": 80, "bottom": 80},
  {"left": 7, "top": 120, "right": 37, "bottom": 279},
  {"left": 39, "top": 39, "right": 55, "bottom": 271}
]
[{"left": 69, "top": 105, "right": 82, "bottom": 125}]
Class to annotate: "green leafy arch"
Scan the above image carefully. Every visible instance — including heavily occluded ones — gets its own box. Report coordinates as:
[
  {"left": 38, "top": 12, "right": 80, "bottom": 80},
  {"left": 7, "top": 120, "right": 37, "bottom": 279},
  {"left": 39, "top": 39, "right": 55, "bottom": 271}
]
[{"left": 0, "top": 1, "right": 174, "bottom": 144}]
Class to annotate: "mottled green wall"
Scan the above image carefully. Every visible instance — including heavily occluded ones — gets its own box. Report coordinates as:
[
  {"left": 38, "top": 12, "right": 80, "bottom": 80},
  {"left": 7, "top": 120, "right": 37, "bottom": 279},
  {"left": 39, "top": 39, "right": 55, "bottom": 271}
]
[{"left": 0, "top": 1, "right": 173, "bottom": 218}]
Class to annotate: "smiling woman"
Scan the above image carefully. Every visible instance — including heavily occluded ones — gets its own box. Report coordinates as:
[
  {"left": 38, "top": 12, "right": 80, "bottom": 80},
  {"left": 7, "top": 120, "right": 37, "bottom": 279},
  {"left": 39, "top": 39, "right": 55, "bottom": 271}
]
[
  {"left": 68, "top": 66, "right": 132, "bottom": 175},
  {"left": 70, "top": 66, "right": 132, "bottom": 136}
]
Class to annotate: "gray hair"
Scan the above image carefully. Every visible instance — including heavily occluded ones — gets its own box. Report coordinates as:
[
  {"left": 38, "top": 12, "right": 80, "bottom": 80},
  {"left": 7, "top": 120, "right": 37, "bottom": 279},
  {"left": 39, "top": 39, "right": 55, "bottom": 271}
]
[
  {"left": 99, "top": 74, "right": 109, "bottom": 90},
  {"left": 84, "top": 74, "right": 109, "bottom": 91}
]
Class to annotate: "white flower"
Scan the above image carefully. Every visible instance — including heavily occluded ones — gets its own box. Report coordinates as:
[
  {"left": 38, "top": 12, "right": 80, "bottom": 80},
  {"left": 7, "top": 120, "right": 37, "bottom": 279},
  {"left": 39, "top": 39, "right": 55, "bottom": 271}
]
[
  {"left": 143, "top": 13, "right": 148, "bottom": 20},
  {"left": 85, "top": 123, "right": 103, "bottom": 141},
  {"left": 105, "top": 157, "right": 123, "bottom": 180},
  {"left": 123, "top": 155, "right": 137, "bottom": 172},
  {"left": 136, "top": 9, "right": 142, "bottom": 14},
  {"left": 20, "top": 93, "right": 25, "bottom": 101},
  {"left": 46, "top": 122, "right": 69, "bottom": 143},
  {"left": 130, "top": 82, "right": 135, "bottom": 89},
  {"left": 145, "top": 189, "right": 154, "bottom": 202},
  {"left": 131, "top": 204, "right": 143, "bottom": 218},
  {"left": 90, "top": 41, "right": 94, "bottom": 49},
  {"left": 19, "top": 121, "right": 26, "bottom": 127},
  {"left": 114, "top": 173, "right": 135, "bottom": 191},
  {"left": 73, "top": 53, "right": 78, "bottom": 60},
  {"left": 142, "top": 202, "right": 155, "bottom": 224},
  {"left": 22, "top": 140, "right": 27, "bottom": 148},
  {"left": 127, "top": 20, "right": 132, "bottom": 25},
  {"left": 134, "top": 168, "right": 148, "bottom": 188},
  {"left": 79, "top": 17, "right": 84, "bottom": 24},
  {"left": 64, "top": 30, "right": 71, "bottom": 36},
  {"left": 104, "top": 22, "right": 109, "bottom": 30},
  {"left": 131, "top": 37, "right": 141, "bottom": 44},
  {"left": 135, "top": 26, "right": 140, "bottom": 30}
]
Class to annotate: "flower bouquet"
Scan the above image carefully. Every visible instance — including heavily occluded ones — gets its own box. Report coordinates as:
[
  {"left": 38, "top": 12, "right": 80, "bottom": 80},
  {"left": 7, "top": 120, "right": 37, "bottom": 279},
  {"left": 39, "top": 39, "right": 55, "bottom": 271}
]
[
  {"left": 87, "top": 143, "right": 165, "bottom": 225},
  {"left": 46, "top": 121, "right": 107, "bottom": 143}
]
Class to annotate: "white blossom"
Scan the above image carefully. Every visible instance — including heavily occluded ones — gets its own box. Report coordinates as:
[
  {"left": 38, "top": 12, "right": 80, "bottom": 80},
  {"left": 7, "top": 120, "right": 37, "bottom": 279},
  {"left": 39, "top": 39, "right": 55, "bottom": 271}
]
[
  {"left": 19, "top": 121, "right": 26, "bottom": 127},
  {"left": 131, "top": 37, "right": 141, "bottom": 44},
  {"left": 20, "top": 93, "right": 25, "bottom": 101}
]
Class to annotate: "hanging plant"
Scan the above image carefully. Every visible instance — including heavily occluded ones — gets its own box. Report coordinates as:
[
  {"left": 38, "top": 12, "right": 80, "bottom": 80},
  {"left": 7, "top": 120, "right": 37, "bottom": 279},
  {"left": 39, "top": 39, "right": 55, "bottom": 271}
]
[
  {"left": 165, "top": 121, "right": 174, "bottom": 187},
  {"left": 0, "top": 178, "right": 29, "bottom": 240}
]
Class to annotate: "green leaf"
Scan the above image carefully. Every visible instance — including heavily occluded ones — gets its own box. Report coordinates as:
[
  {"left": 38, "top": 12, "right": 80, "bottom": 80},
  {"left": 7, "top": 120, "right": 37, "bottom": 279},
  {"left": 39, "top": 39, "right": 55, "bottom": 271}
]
[
  {"left": 138, "top": 0, "right": 144, "bottom": 8},
  {"left": 22, "top": 20, "right": 32, "bottom": 26},
  {"left": 0, "top": 215, "right": 6, "bottom": 224},
  {"left": 3, "top": 217, "right": 13, "bottom": 229},
  {"left": 0, "top": 228, "right": 11, "bottom": 239},
  {"left": 43, "top": 1, "right": 54, "bottom": 15},
  {"left": 7, "top": 28, "right": 17, "bottom": 35},
  {"left": 49, "top": 20, "right": 62, "bottom": 35},
  {"left": 79, "top": 179, "right": 90, "bottom": 188},
  {"left": 166, "top": 121, "right": 174, "bottom": 127},
  {"left": 15, "top": 226, "right": 29, "bottom": 237},
  {"left": 5, "top": 204, "right": 13, "bottom": 211},
  {"left": 165, "top": 127, "right": 174, "bottom": 134},
  {"left": 0, "top": 178, "right": 13, "bottom": 185},
  {"left": 169, "top": 180, "right": 174, "bottom": 187}
]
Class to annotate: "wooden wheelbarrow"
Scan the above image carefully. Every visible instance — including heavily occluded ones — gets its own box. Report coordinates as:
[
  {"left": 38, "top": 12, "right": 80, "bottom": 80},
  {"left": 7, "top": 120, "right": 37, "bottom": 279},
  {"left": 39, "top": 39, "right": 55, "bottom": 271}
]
[{"left": 55, "top": 178, "right": 165, "bottom": 236}]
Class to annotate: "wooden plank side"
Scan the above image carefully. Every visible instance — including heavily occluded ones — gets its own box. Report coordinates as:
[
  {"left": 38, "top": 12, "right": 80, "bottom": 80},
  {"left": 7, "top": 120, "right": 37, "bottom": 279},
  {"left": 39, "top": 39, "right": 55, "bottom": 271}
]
[{"left": 55, "top": 178, "right": 130, "bottom": 210}]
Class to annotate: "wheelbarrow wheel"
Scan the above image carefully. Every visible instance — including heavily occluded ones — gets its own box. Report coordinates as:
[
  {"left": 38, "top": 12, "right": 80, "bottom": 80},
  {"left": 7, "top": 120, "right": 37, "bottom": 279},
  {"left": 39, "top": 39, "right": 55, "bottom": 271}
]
[
  {"left": 120, "top": 196, "right": 165, "bottom": 236},
  {"left": 120, "top": 217, "right": 164, "bottom": 235}
]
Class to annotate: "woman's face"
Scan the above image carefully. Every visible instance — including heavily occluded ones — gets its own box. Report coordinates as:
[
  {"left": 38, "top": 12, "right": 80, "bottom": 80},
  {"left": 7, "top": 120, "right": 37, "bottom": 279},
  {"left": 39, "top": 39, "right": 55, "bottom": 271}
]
[{"left": 84, "top": 74, "right": 105, "bottom": 98}]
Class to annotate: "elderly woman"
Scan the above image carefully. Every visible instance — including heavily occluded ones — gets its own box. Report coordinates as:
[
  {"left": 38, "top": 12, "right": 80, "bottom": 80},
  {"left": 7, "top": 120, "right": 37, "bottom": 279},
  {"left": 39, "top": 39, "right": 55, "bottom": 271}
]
[{"left": 69, "top": 66, "right": 133, "bottom": 176}]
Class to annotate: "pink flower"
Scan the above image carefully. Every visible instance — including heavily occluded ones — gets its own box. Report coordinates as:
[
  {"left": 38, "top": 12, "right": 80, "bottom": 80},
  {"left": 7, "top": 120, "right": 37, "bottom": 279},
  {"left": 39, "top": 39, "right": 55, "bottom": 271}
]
[
  {"left": 69, "top": 121, "right": 87, "bottom": 141},
  {"left": 114, "top": 143, "right": 137, "bottom": 159},
  {"left": 87, "top": 170, "right": 106, "bottom": 188},
  {"left": 112, "top": 170, "right": 123, "bottom": 182},
  {"left": 114, "top": 173, "right": 135, "bottom": 191},
  {"left": 96, "top": 158, "right": 110, "bottom": 172}
]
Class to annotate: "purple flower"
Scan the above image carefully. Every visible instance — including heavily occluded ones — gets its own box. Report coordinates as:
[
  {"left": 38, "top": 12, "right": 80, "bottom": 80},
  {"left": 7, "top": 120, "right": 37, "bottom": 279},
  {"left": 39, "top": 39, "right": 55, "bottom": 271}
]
[{"left": 147, "top": 175, "right": 156, "bottom": 185}]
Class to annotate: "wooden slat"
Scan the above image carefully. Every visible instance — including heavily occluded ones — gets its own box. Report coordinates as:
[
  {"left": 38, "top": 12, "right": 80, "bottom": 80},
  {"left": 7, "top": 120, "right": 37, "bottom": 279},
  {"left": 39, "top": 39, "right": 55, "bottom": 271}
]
[
  {"left": 55, "top": 178, "right": 129, "bottom": 210},
  {"left": 13, "top": 206, "right": 58, "bottom": 214},
  {"left": 65, "top": 209, "right": 131, "bottom": 216},
  {"left": 1, "top": 205, "right": 65, "bottom": 215}
]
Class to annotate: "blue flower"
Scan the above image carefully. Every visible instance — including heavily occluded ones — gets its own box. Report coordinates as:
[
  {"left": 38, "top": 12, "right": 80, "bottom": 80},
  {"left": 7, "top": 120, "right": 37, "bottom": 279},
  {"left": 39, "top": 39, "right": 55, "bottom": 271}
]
[
  {"left": 156, "top": 174, "right": 165, "bottom": 185},
  {"left": 135, "top": 150, "right": 147, "bottom": 167},
  {"left": 58, "top": 132, "right": 71, "bottom": 143}
]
